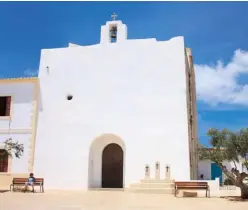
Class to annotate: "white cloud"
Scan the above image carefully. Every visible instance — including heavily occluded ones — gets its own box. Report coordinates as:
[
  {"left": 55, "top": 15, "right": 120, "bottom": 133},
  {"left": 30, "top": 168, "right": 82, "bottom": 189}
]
[
  {"left": 24, "top": 68, "right": 38, "bottom": 77},
  {"left": 195, "top": 49, "right": 248, "bottom": 106}
]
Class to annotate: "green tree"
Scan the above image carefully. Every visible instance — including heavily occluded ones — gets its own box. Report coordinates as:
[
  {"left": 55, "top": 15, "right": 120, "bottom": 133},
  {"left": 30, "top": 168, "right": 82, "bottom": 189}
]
[
  {"left": 0, "top": 138, "right": 24, "bottom": 159},
  {"left": 199, "top": 128, "right": 248, "bottom": 199}
]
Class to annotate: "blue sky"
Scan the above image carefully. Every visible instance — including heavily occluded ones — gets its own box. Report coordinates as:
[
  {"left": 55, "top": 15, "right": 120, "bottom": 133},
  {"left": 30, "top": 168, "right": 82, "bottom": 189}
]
[{"left": 1, "top": 2, "right": 248, "bottom": 145}]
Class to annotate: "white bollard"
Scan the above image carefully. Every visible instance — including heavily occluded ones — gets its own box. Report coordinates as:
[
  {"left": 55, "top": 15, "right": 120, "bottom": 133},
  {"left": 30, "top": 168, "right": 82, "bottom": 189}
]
[
  {"left": 165, "top": 164, "right": 171, "bottom": 180},
  {"left": 155, "top": 161, "right": 160, "bottom": 180}
]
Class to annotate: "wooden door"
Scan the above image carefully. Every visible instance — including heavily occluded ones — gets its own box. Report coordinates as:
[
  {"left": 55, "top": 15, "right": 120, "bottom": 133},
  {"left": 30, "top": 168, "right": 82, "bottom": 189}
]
[
  {"left": 101, "top": 143, "right": 123, "bottom": 188},
  {"left": 0, "top": 150, "right": 8, "bottom": 172}
]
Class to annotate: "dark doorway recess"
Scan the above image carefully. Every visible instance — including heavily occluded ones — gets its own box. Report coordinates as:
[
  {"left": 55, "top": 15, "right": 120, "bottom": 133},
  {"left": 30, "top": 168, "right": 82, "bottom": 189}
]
[{"left": 101, "top": 143, "right": 123, "bottom": 188}]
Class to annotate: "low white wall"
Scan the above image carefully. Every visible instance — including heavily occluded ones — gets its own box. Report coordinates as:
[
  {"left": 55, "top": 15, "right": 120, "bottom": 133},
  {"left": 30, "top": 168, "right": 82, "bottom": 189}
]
[
  {"left": 219, "top": 186, "right": 241, "bottom": 197},
  {"left": 193, "top": 178, "right": 220, "bottom": 197}
]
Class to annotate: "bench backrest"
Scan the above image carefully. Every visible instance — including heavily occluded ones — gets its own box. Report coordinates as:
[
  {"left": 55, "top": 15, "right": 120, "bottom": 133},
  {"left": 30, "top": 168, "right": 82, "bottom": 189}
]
[
  {"left": 175, "top": 182, "right": 208, "bottom": 187},
  {"left": 13, "top": 178, "right": 44, "bottom": 183}
]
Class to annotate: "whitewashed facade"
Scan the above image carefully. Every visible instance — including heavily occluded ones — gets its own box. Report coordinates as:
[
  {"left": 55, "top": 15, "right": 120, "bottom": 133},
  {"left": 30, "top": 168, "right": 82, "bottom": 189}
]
[{"left": 0, "top": 20, "right": 198, "bottom": 190}]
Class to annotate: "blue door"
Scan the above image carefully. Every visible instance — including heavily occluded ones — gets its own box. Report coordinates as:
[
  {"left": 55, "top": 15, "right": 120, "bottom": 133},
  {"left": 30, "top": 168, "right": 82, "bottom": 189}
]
[{"left": 211, "top": 163, "right": 222, "bottom": 184}]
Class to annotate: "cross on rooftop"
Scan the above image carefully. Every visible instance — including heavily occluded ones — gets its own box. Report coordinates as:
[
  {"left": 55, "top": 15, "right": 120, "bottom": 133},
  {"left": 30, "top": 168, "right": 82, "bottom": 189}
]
[{"left": 111, "top": 13, "right": 118, "bottom": 20}]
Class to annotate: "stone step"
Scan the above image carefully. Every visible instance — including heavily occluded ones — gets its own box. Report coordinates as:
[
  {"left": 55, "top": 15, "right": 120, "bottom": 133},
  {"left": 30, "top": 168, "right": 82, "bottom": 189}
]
[
  {"left": 129, "top": 183, "right": 174, "bottom": 189},
  {"left": 89, "top": 188, "right": 124, "bottom": 191},
  {"left": 127, "top": 187, "right": 174, "bottom": 194},
  {"left": 140, "top": 179, "right": 174, "bottom": 184}
]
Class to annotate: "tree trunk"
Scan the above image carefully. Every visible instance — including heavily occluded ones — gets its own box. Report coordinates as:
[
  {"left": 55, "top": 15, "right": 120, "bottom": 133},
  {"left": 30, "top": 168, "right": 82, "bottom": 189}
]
[{"left": 240, "top": 183, "right": 248, "bottom": 199}]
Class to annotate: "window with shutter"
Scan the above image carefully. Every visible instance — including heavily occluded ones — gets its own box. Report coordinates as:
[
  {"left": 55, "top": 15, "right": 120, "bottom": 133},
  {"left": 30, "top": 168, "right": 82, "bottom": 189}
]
[
  {"left": 0, "top": 96, "right": 11, "bottom": 116},
  {"left": 0, "top": 150, "right": 8, "bottom": 172}
]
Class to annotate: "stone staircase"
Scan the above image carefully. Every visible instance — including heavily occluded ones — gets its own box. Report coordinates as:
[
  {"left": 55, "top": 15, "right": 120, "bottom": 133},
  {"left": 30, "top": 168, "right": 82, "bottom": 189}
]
[{"left": 128, "top": 179, "right": 175, "bottom": 194}]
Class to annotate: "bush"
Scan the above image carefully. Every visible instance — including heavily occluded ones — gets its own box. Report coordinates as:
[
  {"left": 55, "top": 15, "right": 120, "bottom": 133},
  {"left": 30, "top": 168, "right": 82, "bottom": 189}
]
[{"left": 224, "top": 178, "right": 234, "bottom": 185}]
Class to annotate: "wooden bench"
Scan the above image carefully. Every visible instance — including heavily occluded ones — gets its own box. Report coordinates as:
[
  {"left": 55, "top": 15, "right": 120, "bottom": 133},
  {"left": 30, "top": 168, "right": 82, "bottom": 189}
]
[
  {"left": 10, "top": 178, "right": 44, "bottom": 193},
  {"left": 174, "top": 182, "right": 210, "bottom": 197}
]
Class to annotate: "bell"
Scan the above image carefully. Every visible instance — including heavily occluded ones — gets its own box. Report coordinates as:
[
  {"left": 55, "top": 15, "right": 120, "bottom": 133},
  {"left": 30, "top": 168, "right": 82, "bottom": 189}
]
[
  {"left": 110, "top": 32, "right": 117, "bottom": 39},
  {"left": 110, "top": 26, "right": 117, "bottom": 39}
]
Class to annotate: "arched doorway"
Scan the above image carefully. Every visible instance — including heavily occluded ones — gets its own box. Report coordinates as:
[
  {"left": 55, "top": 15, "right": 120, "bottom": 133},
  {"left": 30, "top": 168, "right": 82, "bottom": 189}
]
[
  {"left": 101, "top": 143, "right": 123, "bottom": 188},
  {"left": 88, "top": 134, "right": 125, "bottom": 189}
]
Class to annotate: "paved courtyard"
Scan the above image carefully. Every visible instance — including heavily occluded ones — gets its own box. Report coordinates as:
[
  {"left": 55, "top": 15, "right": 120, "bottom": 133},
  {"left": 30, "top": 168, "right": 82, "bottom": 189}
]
[{"left": 0, "top": 191, "right": 247, "bottom": 210}]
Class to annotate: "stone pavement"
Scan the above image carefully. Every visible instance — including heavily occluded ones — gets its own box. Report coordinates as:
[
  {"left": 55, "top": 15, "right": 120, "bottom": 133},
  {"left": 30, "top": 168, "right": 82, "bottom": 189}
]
[{"left": 0, "top": 190, "right": 247, "bottom": 210}]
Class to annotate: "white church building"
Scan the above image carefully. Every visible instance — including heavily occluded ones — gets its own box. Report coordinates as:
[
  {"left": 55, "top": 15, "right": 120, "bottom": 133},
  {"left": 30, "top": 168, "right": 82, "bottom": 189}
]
[{"left": 0, "top": 19, "right": 199, "bottom": 190}]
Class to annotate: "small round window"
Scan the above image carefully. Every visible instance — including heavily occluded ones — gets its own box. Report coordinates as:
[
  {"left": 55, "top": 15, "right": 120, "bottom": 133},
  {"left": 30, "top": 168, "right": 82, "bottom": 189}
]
[{"left": 67, "top": 95, "right": 73, "bottom": 100}]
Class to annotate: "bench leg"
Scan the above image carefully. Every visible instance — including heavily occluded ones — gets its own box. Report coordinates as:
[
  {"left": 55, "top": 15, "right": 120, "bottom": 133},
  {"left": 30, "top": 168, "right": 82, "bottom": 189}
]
[
  {"left": 9, "top": 184, "right": 12, "bottom": 192},
  {"left": 40, "top": 185, "right": 44, "bottom": 193}
]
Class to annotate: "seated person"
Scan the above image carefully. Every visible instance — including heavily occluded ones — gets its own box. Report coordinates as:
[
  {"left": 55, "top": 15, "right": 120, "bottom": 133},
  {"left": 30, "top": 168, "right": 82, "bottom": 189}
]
[{"left": 24, "top": 173, "right": 36, "bottom": 192}]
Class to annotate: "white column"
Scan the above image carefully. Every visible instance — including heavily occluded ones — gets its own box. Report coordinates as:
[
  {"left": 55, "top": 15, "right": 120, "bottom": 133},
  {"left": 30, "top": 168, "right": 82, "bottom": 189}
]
[
  {"left": 165, "top": 164, "right": 171, "bottom": 180},
  {"left": 145, "top": 164, "right": 150, "bottom": 179}
]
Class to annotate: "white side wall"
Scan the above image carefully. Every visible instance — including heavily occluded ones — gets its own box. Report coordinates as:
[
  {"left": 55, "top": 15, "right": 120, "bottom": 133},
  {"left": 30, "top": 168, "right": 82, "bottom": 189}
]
[
  {"left": 34, "top": 32, "right": 190, "bottom": 190},
  {"left": 0, "top": 83, "right": 34, "bottom": 129},
  {"left": 198, "top": 160, "right": 211, "bottom": 180},
  {"left": 198, "top": 160, "right": 244, "bottom": 180},
  {"left": 0, "top": 82, "right": 35, "bottom": 174},
  {"left": 0, "top": 133, "right": 31, "bottom": 173}
]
